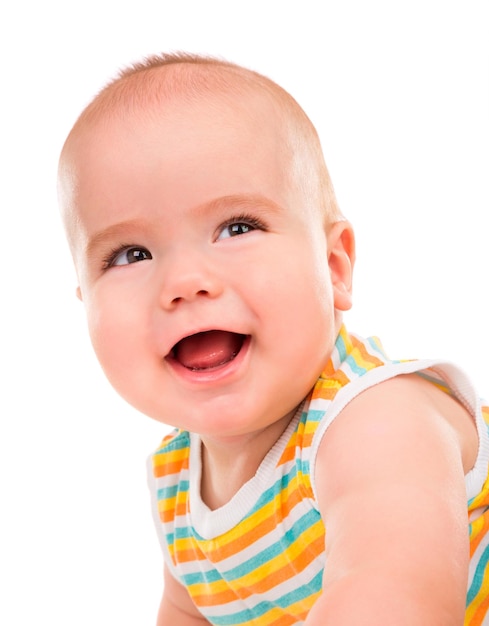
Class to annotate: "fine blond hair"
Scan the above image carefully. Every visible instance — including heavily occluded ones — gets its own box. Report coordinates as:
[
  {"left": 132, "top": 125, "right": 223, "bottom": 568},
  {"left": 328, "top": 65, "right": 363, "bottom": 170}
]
[{"left": 62, "top": 52, "right": 341, "bottom": 226}]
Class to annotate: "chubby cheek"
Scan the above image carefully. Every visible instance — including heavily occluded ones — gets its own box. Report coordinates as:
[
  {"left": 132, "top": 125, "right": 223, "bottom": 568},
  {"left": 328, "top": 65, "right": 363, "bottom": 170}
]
[
  {"left": 257, "top": 251, "right": 336, "bottom": 358},
  {"left": 84, "top": 294, "right": 145, "bottom": 391}
]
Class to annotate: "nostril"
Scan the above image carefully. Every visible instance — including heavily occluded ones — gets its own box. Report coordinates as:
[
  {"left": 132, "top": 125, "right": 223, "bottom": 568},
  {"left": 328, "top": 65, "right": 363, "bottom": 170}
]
[
  {"left": 160, "top": 271, "right": 222, "bottom": 310},
  {"left": 170, "top": 290, "right": 209, "bottom": 306}
]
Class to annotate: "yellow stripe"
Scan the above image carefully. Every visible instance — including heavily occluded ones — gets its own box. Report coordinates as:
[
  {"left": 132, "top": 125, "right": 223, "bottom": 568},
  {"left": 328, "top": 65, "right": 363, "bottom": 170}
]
[
  {"left": 173, "top": 473, "right": 309, "bottom": 561},
  {"left": 187, "top": 519, "right": 324, "bottom": 600}
]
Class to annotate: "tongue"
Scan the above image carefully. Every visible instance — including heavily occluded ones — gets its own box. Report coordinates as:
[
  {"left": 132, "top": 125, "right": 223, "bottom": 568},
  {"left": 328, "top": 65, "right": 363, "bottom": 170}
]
[{"left": 174, "top": 331, "right": 243, "bottom": 370}]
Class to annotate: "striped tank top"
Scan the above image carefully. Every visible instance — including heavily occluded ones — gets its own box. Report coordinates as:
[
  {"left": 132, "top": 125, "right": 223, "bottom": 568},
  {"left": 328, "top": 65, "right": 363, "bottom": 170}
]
[{"left": 149, "top": 326, "right": 489, "bottom": 625}]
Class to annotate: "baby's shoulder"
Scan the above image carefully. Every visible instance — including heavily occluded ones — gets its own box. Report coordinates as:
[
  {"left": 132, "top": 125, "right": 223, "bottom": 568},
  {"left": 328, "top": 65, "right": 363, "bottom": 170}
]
[{"left": 335, "top": 373, "right": 479, "bottom": 475}]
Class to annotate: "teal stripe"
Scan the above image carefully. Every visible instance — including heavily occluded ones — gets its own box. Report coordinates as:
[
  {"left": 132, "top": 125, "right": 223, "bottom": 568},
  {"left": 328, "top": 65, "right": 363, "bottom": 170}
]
[
  {"left": 174, "top": 525, "right": 194, "bottom": 540},
  {"left": 366, "top": 335, "right": 387, "bottom": 358},
  {"left": 345, "top": 353, "right": 368, "bottom": 376},
  {"left": 184, "top": 567, "right": 223, "bottom": 586},
  {"left": 296, "top": 458, "right": 310, "bottom": 478},
  {"left": 157, "top": 480, "right": 189, "bottom": 502},
  {"left": 242, "top": 467, "right": 299, "bottom": 520},
  {"left": 335, "top": 333, "right": 347, "bottom": 363},
  {"left": 180, "top": 508, "right": 320, "bottom": 587},
  {"left": 157, "top": 485, "right": 177, "bottom": 500},
  {"left": 221, "top": 509, "right": 320, "bottom": 579},
  {"left": 467, "top": 542, "right": 489, "bottom": 605},
  {"left": 165, "top": 526, "right": 195, "bottom": 549},
  {"left": 307, "top": 409, "right": 325, "bottom": 423},
  {"left": 207, "top": 570, "right": 323, "bottom": 625},
  {"left": 154, "top": 430, "right": 190, "bottom": 454},
  {"left": 187, "top": 469, "right": 301, "bottom": 546}
]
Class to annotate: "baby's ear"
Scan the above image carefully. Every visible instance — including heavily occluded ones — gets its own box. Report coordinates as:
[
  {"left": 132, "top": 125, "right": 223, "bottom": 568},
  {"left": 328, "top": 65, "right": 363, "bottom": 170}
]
[
  {"left": 327, "top": 220, "right": 355, "bottom": 311},
  {"left": 76, "top": 286, "right": 83, "bottom": 301}
]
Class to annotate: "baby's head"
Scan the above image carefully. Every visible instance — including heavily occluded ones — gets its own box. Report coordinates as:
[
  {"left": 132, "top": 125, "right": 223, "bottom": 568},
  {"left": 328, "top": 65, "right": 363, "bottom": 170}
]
[{"left": 58, "top": 53, "right": 355, "bottom": 436}]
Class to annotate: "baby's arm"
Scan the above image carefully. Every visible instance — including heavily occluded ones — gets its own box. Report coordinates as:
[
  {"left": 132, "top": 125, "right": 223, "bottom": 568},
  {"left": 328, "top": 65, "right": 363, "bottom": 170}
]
[
  {"left": 305, "top": 373, "right": 477, "bottom": 625},
  {"left": 156, "top": 563, "right": 210, "bottom": 625}
]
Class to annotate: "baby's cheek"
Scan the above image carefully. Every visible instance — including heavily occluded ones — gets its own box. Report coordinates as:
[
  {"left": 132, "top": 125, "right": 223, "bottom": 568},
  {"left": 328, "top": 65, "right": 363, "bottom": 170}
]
[{"left": 86, "top": 305, "right": 129, "bottom": 371}]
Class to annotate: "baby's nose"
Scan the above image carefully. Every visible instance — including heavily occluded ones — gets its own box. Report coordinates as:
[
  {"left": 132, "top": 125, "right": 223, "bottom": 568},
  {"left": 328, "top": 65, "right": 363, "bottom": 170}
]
[{"left": 158, "top": 252, "right": 223, "bottom": 309}]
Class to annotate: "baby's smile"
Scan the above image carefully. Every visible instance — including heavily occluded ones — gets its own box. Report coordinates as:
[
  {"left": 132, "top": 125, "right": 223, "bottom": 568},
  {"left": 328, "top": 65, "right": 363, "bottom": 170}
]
[
  {"left": 60, "top": 62, "right": 349, "bottom": 437},
  {"left": 169, "top": 330, "right": 248, "bottom": 372}
]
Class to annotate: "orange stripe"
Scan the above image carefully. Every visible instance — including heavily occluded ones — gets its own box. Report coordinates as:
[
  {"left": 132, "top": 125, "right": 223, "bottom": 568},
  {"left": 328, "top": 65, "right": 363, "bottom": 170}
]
[
  {"left": 174, "top": 483, "right": 315, "bottom": 564},
  {"left": 174, "top": 547, "right": 208, "bottom": 563},
  {"left": 153, "top": 455, "right": 188, "bottom": 478},
  {"left": 467, "top": 589, "right": 489, "bottom": 625},
  {"left": 245, "top": 533, "right": 324, "bottom": 594},
  {"left": 175, "top": 514, "right": 278, "bottom": 563},
  {"left": 160, "top": 499, "right": 189, "bottom": 522},
  {"left": 267, "top": 613, "right": 299, "bottom": 626},
  {"left": 278, "top": 427, "right": 301, "bottom": 465},
  {"left": 312, "top": 373, "right": 347, "bottom": 400},
  {"left": 350, "top": 334, "right": 385, "bottom": 369},
  {"left": 192, "top": 536, "right": 323, "bottom": 608},
  {"left": 278, "top": 442, "right": 296, "bottom": 465},
  {"left": 193, "top": 585, "right": 249, "bottom": 607},
  {"left": 470, "top": 512, "right": 489, "bottom": 557},
  {"left": 205, "top": 511, "right": 292, "bottom": 561}
]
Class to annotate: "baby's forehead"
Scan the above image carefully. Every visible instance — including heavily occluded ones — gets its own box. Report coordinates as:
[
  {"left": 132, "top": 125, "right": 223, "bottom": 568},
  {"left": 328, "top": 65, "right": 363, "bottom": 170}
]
[
  {"left": 59, "top": 58, "right": 339, "bottom": 246},
  {"left": 61, "top": 68, "right": 301, "bottom": 200},
  {"left": 62, "top": 94, "right": 290, "bottom": 203},
  {"left": 59, "top": 75, "right": 288, "bottom": 230}
]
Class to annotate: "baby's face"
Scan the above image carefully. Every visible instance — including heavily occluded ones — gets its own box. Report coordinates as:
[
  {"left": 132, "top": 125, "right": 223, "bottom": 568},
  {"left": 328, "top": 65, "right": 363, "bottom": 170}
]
[{"left": 59, "top": 91, "right": 353, "bottom": 438}]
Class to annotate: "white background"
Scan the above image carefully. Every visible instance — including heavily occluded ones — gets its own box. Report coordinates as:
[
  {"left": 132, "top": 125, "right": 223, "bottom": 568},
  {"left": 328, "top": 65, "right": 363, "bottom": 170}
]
[{"left": 2, "top": 1, "right": 488, "bottom": 624}]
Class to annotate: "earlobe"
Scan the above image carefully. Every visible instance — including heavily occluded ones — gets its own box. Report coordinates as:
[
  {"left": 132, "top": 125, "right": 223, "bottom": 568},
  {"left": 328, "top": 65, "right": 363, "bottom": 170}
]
[
  {"left": 76, "top": 286, "right": 83, "bottom": 301},
  {"left": 327, "top": 220, "right": 355, "bottom": 311}
]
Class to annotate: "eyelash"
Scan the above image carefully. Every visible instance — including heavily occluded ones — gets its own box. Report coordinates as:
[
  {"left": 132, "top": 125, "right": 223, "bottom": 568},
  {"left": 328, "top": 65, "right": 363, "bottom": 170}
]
[
  {"left": 101, "top": 243, "right": 146, "bottom": 270},
  {"left": 216, "top": 213, "right": 267, "bottom": 239}
]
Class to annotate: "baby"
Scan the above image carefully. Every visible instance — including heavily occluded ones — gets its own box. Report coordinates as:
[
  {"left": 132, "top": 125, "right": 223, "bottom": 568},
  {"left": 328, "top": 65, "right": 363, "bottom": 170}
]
[{"left": 58, "top": 53, "right": 489, "bottom": 625}]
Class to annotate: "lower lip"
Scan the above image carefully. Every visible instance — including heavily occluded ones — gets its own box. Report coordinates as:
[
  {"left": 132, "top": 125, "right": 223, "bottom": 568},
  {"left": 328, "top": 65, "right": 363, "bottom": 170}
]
[{"left": 165, "top": 335, "right": 251, "bottom": 385}]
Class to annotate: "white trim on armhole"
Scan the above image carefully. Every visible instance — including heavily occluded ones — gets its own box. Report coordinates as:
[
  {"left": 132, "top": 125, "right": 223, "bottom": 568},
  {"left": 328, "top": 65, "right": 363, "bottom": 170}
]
[{"left": 308, "top": 359, "right": 489, "bottom": 503}]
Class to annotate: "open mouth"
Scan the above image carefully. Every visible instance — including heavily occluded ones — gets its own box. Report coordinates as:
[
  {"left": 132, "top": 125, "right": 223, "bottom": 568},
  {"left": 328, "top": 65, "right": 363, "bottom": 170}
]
[{"left": 169, "top": 330, "right": 247, "bottom": 372}]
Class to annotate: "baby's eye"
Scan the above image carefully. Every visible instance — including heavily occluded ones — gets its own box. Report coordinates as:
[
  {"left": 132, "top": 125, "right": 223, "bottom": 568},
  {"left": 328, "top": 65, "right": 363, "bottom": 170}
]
[
  {"left": 218, "top": 223, "right": 254, "bottom": 239},
  {"left": 216, "top": 215, "right": 266, "bottom": 240},
  {"left": 106, "top": 246, "right": 152, "bottom": 268}
]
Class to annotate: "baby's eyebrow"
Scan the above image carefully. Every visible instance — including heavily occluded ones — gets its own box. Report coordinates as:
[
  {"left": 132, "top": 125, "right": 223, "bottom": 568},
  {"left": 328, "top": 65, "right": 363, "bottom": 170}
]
[
  {"left": 85, "top": 219, "right": 146, "bottom": 257},
  {"left": 196, "top": 194, "right": 283, "bottom": 217}
]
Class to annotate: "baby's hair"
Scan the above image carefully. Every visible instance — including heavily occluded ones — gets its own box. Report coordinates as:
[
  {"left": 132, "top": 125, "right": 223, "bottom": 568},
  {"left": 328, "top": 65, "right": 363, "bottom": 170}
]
[
  {"left": 64, "top": 52, "right": 341, "bottom": 225},
  {"left": 90, "top": 51, "right": 307, "bottom": 120}
]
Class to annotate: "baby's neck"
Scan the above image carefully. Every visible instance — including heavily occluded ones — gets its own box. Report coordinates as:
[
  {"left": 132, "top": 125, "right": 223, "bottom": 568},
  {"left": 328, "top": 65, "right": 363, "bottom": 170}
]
[{"left": 200, "top": 412, "right": 294, "bottom": 510}]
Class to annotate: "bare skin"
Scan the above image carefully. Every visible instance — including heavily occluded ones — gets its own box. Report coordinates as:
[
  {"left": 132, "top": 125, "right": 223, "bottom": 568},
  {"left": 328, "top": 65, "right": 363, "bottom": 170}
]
[
  {"left": 59, "top": 60, "right": 480, "bottom": 625},
  {"left": 157, "top": 374, "right": 477, "bottom": 625}
]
